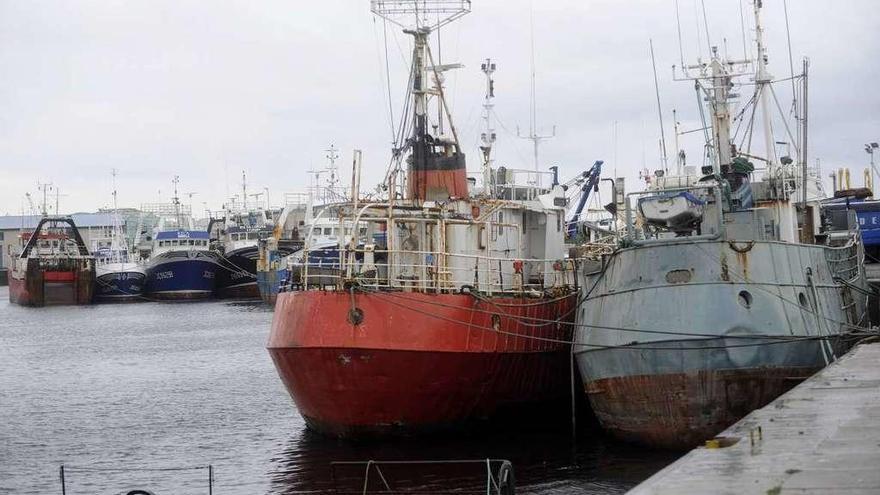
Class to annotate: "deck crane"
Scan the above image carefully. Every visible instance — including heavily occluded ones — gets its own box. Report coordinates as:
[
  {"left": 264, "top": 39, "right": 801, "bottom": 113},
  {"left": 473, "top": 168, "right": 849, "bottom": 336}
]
[{"left": 564, "top": 160, "right": 603, "bottom": 238}]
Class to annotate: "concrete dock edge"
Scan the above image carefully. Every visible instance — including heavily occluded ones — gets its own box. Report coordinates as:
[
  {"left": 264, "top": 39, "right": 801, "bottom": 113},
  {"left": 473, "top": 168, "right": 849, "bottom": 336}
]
[{"left": 628, "top": 342, "right": 880, "bottom": 495}]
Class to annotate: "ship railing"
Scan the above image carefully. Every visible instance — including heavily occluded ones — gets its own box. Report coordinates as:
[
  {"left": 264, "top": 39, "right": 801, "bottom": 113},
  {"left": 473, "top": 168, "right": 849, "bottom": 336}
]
[
  {"left": 329, "top": 458, "right": 515, "bottom": 495},
  {"left": 299, "top": 247, "right": 576, "bottom": 295},
  {"left": 489, "top": 168, "right": 555, "bottom": 202},
  {"left": 59, "top": 464, "right": 214, "bottom": 495},
  {"left": 824, "top": 234, "right": 864, "bottom": 284}
]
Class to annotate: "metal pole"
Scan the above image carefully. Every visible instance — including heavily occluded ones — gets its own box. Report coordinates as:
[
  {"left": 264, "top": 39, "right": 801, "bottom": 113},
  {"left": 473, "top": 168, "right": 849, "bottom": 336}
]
[
  {"left": 570, "top": 343, "right": 577, "bottom": 442},
  {"left": 208, "top": 465, "right": 213, "bottom": 495},
  {"left": 60, "top": 465, "right": 66, "bottom": 495},
  {"left": 801, "top": 58, "right": 809, "bottom": 211},
  {"left": 871, "top": 150, "right": 876, "bottom": 196}
]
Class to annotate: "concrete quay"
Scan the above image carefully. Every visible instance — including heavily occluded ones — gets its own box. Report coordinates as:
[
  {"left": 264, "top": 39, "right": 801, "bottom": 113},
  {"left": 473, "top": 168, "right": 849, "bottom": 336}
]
[{"left": 629, "top": 342, "right": 880, "bottom": 495}]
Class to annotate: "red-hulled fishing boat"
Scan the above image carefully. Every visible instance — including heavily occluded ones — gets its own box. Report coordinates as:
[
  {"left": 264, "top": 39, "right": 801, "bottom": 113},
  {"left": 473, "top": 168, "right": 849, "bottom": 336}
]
[
  {"left": 267, "top": 2, "right": 578, "bottom": 437},
  {"left": 9, "top": 216, "right": 95, "bottom": 306}
]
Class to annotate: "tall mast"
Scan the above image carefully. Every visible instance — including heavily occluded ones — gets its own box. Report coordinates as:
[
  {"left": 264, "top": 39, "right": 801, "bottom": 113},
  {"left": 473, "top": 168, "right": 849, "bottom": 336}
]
[
  {"left": 37, "top": 181, "right": 52, "bottom": 217},
  {"left": 650, "top": 39, "right": 669, "bottom": 173},
  {"left": 518, "top": 3, "right": 554, "bottom": 187},
  {"left": 480, "top": 58, "right": 497, "bottom": 194},
  {"left": 754, "top": 1, "right": 777, "bottom": 171},
  {"left": 241, "top": 170, "right": 247, "bottom": 211},
  {"left": 172, "top": 175, "right": 181, "bottom": 228},
  {"left": 372, "top": 0, "right": 470, "bottom": 202},
  {"left": 675, "top": 45, "right": 750, "bottom": 176},
  {"left": 709, "top": 48, "right": 734, "bottom": 174},
  {"left": 325, "top": 145, "right": 339, "bottom": 202},
  {"left": 111, "top": 169, "right": 122, "bottom": 261}
]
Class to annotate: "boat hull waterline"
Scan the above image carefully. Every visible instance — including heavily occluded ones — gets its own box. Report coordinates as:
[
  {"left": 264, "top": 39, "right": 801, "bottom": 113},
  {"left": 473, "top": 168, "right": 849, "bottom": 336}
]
[
  {"left": 145, "top": 252, "right": 217, "bottom": 301},
  {"left": 268, "top": 290, "right": 575, "bottom": 437},
  {"left": 9, "top": 260, "right": 95, "bottom": 307},
  {"left": 215, "top": 248, "right": 261, "bottom": 299},
  {"left": 94, "top": 263, "right": 146, "bottom": 302}
]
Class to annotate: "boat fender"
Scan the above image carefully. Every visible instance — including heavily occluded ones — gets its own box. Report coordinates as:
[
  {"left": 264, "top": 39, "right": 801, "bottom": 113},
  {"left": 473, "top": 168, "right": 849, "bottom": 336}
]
[{"left": 497, "top": 460, "right": 515, "bottom": 495}]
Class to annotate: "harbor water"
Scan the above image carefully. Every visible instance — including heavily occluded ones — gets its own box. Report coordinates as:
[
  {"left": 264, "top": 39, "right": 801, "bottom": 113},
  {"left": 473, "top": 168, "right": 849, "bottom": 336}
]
[{"left": 0, "top": 286, "right": 675, "bottom": 494}]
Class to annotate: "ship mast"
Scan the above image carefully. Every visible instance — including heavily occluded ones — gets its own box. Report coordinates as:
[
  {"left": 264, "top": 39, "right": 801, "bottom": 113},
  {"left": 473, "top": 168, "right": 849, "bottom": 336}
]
[
  {"left": 753, "top": 0, "right": 778, "bottom": 172},
  {"left": 517, "top": 3, "right": 554, "bottom": 187},
  {"left": 111, "top": 168, "right": 124, "bottom": 263},
  {"left": 241, "top": 170, "right": 247, "bottom": 211},
  {"left": 480, "top": 58, "right": 497, "bottom": 195},
  {"left": 172, "top": 175, "right": 181, "bottom": 229},
  {"left": 676, "top": 46, "right": 748, "bottom": 176},
  {"left": 372, "top": 0, "right": 471, "bottom": 203}
]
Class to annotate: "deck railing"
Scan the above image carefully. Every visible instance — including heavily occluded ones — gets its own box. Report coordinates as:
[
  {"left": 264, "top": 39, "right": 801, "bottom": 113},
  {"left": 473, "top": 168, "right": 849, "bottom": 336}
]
[{"left": 298, "top": 247, "right": 576, "bottom": 295}]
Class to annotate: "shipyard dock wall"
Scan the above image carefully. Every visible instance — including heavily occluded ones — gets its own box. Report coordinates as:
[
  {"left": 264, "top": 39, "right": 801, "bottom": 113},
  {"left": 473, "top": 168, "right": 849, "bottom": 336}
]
[{"left": 628, "top": 342, "right": 880, "bottom": 494}]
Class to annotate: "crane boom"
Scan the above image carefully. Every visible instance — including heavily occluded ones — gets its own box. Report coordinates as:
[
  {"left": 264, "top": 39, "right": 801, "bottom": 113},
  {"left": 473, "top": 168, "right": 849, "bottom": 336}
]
[{"left": 566, "top": 160, "right": 603, "bottom": 238}]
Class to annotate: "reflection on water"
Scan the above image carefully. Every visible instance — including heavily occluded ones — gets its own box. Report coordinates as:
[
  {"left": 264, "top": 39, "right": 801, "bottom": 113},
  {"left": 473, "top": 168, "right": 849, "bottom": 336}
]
[
  {"left": 0, "top": 287, "right": 676, "bottom": 494},
  {"left": 270, "top": 421, "right": 677, "bottom": 494}
]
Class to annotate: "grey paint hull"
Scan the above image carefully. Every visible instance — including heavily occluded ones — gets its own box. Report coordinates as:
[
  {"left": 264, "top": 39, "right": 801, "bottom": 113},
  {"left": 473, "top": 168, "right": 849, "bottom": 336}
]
[{"left": 574, "top": 239, "right": 867, "bottom": 449}]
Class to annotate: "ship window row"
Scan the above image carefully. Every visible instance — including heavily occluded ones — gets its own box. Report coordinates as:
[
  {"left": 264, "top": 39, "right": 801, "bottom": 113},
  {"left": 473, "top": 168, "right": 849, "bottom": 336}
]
[
  {"left": 230, "top": 233, "right": 260, "bottom": 241},
  {"left": 158, "top": 239, "right": 207, "bottom": 247}
]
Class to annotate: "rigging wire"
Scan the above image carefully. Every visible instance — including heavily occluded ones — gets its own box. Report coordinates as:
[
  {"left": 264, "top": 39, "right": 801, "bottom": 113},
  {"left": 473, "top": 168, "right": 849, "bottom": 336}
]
[
  {"left": 692, "top": 0, "right": 703, "bottom": 59},
  {"left": 738, "top": 0, "right": 749, "bottom": 60},
  {"left": 783, "top": 0, "right": 799, "bottom": 118},
  {"left": 382, "top": 18, "right": 396, "bottom": 143},
  {"left": 699, "top": 0, "right": 712, "bottom": 54},
  {"left": 674, "top": 0, "right": 686, "bottom": 69},
  {"left": 358, "top": 287, "right": 865, "bottom": 352}
]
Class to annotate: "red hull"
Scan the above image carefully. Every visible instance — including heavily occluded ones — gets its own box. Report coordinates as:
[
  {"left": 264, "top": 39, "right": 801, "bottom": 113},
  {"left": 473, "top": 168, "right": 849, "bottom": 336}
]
[
  {"left": 8, "top": 264, "right": 94, "bottom": 307},
  {"left": 8, "top": 276, "right": 32, "bottom": 305},
  {"left": 268, "top": 290, "right": 575, "bottom": 436}
]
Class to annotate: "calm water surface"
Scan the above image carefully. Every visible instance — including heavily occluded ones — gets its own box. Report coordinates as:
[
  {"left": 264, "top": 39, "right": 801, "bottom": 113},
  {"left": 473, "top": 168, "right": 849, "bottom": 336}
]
[{"left": 0, "top": 286, "right": 677, "bottom": 494}]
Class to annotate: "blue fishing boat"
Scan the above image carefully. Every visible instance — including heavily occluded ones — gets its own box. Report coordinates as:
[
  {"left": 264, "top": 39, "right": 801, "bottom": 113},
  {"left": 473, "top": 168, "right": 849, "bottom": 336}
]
[
  {"left": 144, "top": 229, "right": 215, "bottom": 300},
  {"left": 144, "top": 179, "right": 216, "bottom": 300}
]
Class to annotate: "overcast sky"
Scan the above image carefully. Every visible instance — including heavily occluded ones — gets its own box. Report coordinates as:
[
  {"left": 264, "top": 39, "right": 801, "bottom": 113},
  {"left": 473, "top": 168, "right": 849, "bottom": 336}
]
[{"left": 1, "top": 0, "right": 878, "bottom": 216}]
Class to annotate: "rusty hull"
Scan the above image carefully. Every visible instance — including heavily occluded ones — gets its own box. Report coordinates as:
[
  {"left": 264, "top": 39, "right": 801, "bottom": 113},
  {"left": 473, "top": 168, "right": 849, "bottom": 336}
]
[
  {"left": 574, "top": 238, "right": 868, "bottom": 450},
  {"left": 9, "top": 258, "right": 95, "bottom": 306},
  {"left": 585, "top": 366, "right": 816, "bottom": 450}
]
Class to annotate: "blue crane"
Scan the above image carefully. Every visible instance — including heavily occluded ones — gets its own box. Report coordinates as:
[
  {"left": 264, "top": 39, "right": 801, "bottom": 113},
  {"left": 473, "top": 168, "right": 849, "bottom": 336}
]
[{"left": 565, "top": 160, "right": 603, "bottom": 238}]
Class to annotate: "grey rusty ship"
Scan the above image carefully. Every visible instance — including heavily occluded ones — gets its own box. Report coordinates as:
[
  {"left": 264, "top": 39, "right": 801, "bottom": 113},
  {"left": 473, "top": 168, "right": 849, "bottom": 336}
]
[{"left": 574, "top": 3, "right": 870, "bottom": 450}]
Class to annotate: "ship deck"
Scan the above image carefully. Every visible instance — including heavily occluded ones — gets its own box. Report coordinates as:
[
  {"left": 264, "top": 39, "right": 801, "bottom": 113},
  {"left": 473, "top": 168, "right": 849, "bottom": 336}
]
[{"left": 628, "top": 342, "right": 880, "bottom": 494}]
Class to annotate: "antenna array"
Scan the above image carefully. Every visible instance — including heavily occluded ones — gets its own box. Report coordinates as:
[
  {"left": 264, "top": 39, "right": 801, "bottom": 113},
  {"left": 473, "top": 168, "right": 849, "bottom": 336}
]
[{"left": 371, "top": 0, "right": 470, "bottom": 31}]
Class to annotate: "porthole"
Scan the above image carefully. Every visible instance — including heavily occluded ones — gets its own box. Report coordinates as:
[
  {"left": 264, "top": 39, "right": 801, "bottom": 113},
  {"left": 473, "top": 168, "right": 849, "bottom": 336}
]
[
  {"left": 738, "top": 290, "right": 753, "bottom": 309},
  {"left": 798, "top": 292, "right": 809, "bottom": 308}
]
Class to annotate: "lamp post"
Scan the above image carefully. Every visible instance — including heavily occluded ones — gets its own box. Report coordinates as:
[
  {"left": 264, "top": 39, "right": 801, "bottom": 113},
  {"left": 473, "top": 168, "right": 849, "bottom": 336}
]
[{"left": 866, "top": 142, "right": 879, "bottom": 195}]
